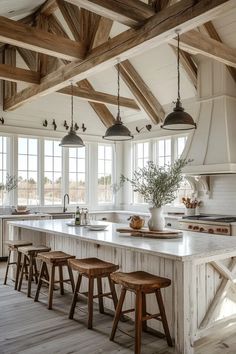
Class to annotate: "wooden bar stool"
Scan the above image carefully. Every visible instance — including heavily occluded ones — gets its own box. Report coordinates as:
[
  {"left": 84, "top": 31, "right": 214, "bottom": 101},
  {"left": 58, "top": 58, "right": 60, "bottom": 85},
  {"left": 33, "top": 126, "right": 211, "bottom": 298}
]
[
  {"left": 17, "top": 245, "right": 51, "bottom": 297},
  {"left": 4, "top": 240, "right": 33, "bottom": 289},
  {"left": 68, "top": 257, "right": 119, "bottom": 329},
  {"left": 110, "top": 271, "right": 173, "bottom": 354},
  {"left": 34, "top": 251, "right": 75, "bottom": 309}
]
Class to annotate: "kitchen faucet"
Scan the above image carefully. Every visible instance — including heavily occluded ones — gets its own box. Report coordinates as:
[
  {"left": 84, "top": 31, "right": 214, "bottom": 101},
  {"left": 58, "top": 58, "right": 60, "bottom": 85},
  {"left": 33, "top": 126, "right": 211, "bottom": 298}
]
[{"left": 63, "top": 194, "right": 70, "bottom": 213}]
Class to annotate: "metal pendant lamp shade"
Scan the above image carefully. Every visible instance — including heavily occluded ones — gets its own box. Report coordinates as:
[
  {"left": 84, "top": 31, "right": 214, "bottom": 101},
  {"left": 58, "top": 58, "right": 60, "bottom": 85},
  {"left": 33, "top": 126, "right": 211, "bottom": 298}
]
[
  {"left": 103, "top": 63, "right": 133, "bottom": 141},
  {"left": 60, "top": 83, "right": 85, "bottom": 148},
  {"left": 161, "top": 33, "right": 196, "bottom": 131}
]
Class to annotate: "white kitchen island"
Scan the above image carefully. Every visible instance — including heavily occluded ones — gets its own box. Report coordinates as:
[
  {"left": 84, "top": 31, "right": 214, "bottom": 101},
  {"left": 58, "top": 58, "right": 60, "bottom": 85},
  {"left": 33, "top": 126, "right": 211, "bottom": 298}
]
[{"left": 7, "top": 219, "right": 236, "bottom": 354}]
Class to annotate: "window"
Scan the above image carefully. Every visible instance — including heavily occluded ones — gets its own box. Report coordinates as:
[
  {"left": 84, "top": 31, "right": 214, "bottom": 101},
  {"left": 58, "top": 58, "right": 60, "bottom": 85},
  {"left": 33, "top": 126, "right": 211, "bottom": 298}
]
[
  {"left": 177, "top": 136, "right": 187, "bottom": 158},
  {"left": 0, "top": 136, "right": 7, "bottom": 205},
  {"left": 98, "top": 145, "right": 113, "bottom": 203},
  {"left": 44, "top": 140, "right": 62, "bottom": 205},
  {"left": 134, "top": 142, "right": 149, "bottom": 204},
  {"left": 69, "top": 147, "right": 86, "bottom": 204},
  {"left": 18, "top": 137, "right": 38, "bottom": 205},
  {"left": 156, "top": 138, "right": 171, "bottom": 167},
  {"left": 136, "top": 142, "right": 149, "bottom": 168}
]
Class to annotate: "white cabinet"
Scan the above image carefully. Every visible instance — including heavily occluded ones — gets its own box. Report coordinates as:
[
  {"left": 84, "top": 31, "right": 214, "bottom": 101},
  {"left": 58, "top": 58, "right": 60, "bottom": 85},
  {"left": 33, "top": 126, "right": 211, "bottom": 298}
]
[
  {"left": 165, "top": 217, "right": 180, "bottom": 229},
  {"left": 0, "top": 214, "right": 51, "bottom": 258}
]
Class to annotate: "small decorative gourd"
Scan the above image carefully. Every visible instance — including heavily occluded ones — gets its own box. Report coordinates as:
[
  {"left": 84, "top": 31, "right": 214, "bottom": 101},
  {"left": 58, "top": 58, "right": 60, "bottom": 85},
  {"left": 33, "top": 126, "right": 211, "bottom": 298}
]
[{"left": 128, "top": 215, "right": 145, "bottom": 229}]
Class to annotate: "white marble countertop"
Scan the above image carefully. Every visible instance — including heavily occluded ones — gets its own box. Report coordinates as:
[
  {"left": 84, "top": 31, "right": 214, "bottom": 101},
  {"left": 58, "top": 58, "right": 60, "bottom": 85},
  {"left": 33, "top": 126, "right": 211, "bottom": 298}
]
[
  {"left": 0, "top": 213, "right": 50, "bottom": 219},
  {"left": 8, "top": 219, "right": 236, "bottom": 262}
]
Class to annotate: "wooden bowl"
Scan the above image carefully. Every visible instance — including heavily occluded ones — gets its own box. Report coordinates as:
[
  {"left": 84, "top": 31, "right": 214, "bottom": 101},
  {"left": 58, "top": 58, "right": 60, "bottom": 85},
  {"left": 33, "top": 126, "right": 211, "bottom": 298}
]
[{"left": 129, "top": 218, "right": 145, "bottom": 230}]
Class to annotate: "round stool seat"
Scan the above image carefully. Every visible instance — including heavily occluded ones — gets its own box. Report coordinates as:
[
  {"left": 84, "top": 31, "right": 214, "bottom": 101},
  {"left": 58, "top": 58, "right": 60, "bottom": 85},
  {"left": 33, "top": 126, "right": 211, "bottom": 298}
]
[
  {"left": 37, "top": 251, "right": 75, "bottom": 263},
  {"left": 5, "top": 240, "right": 33, "bottom": 250},
  {"left": 111, "top": 271, "right": 171, "bottom": 292},
  {"left": 18, "top": 245, "right": 51, "bottom": 256},
  {"left": 69, "top": 257, "right": 119, "bottom": 276}
]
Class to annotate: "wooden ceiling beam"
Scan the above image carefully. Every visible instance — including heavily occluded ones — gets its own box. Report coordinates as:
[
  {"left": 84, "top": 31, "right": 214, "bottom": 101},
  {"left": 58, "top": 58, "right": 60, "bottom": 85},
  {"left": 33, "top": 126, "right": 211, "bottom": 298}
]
[
  {"left": 58, "top": 86, "right": 140, "bottom": 110},
  {"left": 0, "top": 64, "right": 40, "bottom": 84},
  {"left": 170, "top": 29, "right": 236, "bottom": 68},
  {"left": 203, "top": 21, "right": 236, "bottom": 82},
  {"left": 16, "top": 48, "right": 37, "bottom": 71},
  {"left": 4, "top": 0, "right": 235, "bottom": 111},
  {"left": 0, "top": 15, "right": 86, "bottom": 61},
  {"left": 66, "top": 0, "right": 155, "bottom": 28},
  {"left": 118, "top": 60, "right": 165, "bottom": 124}
]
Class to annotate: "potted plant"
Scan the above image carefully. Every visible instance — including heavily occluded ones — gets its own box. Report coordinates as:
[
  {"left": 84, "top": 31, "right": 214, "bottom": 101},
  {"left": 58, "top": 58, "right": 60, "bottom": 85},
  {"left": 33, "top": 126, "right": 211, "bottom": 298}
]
[
  {"left": 121, "top": 159, "right": 189, "bottom": 230},
  {"left": 0, "top": 173, "right": 18, "bottom": 209}
]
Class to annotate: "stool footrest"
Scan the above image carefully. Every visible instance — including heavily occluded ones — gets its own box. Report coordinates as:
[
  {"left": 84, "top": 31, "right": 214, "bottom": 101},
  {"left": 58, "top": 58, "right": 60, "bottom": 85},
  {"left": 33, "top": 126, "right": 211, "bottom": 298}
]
[
  {"left": 143, "top": 313, "right": 161, "bottom": 321},
  {"left": 122, "top": 308, "right": 135, "bottom": 315}
]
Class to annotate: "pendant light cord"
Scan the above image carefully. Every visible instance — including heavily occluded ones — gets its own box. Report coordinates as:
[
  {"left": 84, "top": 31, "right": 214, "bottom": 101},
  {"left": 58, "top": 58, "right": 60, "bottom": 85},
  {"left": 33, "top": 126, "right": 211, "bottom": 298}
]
[
  {"left": 117, "top": 62, "right": 121, "bottom": 122},
  {"left": 71, "top": 82, "right": 74, "bottom": 129},
  {"left": 177, "top": 33, "right": 180, "bottom": 102}
]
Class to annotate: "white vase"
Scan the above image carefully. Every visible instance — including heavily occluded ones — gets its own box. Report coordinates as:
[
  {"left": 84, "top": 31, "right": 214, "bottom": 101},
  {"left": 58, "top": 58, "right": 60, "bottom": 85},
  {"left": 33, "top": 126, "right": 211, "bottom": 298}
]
[
  {"left": 185, "top": 208, "right": 196, "bottom": 216},
  {"left": 148, "top": 207, "right": 165, "bottom": 231}
]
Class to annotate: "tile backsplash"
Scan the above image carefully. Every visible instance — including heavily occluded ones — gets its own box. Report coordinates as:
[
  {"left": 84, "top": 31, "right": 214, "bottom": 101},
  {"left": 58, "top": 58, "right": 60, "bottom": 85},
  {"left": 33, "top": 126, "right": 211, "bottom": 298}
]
[{"left": 200, "top": 175, "right": 236, "bottom": 215}]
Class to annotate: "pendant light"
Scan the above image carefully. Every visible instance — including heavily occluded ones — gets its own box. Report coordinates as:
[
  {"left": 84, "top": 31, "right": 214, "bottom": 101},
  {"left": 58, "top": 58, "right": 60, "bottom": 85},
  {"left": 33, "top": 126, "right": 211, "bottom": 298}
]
[
  {"left": 60, "top": 83, "right": 85, "bottom": 148},
  {"left": 161, "top": 31, "right": 197, "bottom": 131},
  {"left": 103, "top": 62, "right": 133, "bottom": 141}
]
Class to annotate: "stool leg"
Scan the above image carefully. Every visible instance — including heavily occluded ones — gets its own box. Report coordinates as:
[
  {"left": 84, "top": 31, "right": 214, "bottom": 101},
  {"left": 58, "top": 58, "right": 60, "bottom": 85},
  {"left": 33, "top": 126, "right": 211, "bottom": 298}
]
[
  {"left": 27, "top": 254, "right": 34, "bottom": 297},
  {"left": 34, "top": 261, "right": 46, "bottom": 302},
  {"left": 155, "top": 289, "right": 173, "bottom": 347},
  {"left": 69, "top": 273, "right": 82, "bottom": 319},
  {"left": 88, "top": 276, "right": 94, "bottom": 329},
  {"left": 33, "top": 258, "right": 38, "bottom": 284},
  {"left": 48, "top": 264, "right": 55, "bottom": 310},
  {"left": 4, "top": 249, "right": 12, "bottom": 285},
  {"left": 18, "top": 254, "right": 26, "bottom": 291},
  {"left": 108, "top": 275, "right": 118, "bottom": 310},
  {"left": 59, "top": 265, "right": 64, "bottom": 295},
  {"left": 14, "top": 251, "right": 21, "bottom": 290},
  {"left": 135, "top": 291, "right": 143, "bottom": 354},
  {"left": 67, "top": 264, "right": 75, "bottom": 292},
  {"left": 110, "top": 287, "right": 126, "bottom": 341},
  {"left": 97, "top": 277, "right": 104, "bottom": 314},
  {"left": 142, "top": 292, "right": 147, "bottom": 332}
]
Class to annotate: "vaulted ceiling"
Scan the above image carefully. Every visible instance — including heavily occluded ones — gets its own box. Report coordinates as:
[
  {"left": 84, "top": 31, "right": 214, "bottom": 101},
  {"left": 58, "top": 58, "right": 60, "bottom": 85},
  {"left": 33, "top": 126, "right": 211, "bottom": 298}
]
[{"left": 0, "top": 0, "right": 235, "bottom": 132}]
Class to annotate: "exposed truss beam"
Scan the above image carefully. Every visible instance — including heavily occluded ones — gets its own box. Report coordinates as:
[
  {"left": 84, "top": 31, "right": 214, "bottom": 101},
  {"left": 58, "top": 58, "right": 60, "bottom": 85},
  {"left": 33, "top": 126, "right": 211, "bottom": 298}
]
[
  {"left": 0, "top": 15, "right": 86, "bottom": 61},
  {"left": 4, "top": 0, "right": 235, "bottom": 111},
  {"left": 0, "top": 64, "right": 40, "bottom": 84},
  {"left": 39, "top": 0, "right": 58, "bottom": 16},
  {"left": 118, "top": 60, "right": 165, "bottom": 124},
  {"left": 170, "top": 29, "right": 236, "bottom": 68},
  {"left": 203, "top": 21, "right": 236, "bottom": 82},
  {"left": 57, "top": 0, "right": 81, "bottom": 41},
  {"left": 66, "top": 0, "right": 155, "bottom": 28},
  {"left": 51, "top": 5, "right": 116, "bottom": 127},
  {"left": 16, "top": 48, "right": 37, "bottom": 71},
  {"left": 3, "top": 47, "right": 17, "bottom": 102},
  {"left": 90, "top": 17, "right": 113, "bottom": 49},
  {"left": 58, "top": 86, "right": 140, "bottom": 110}
]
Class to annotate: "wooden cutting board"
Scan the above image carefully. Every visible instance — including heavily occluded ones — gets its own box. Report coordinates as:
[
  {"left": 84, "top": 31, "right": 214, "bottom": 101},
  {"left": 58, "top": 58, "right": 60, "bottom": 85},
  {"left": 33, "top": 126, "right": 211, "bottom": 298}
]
[{"left": 116, "top": 228, "right": 182, "bottom": 239}]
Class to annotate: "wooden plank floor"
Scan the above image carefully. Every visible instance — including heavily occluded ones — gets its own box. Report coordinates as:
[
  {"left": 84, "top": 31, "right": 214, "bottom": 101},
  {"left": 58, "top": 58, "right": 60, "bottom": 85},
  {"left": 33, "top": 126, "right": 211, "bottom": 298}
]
[{"left": 1, "top": 262, "right": 236, "bottom": 354}]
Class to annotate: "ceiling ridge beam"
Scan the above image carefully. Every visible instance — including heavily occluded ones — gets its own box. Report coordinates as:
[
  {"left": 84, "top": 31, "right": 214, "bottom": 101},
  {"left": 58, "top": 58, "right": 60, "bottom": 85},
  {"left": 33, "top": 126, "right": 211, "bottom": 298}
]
[
  {"left": 58, "top": 86, "right": 140, "bottom": 110},
  {"left": 4, "top": 0, "right": 235, "bottom": 111},
  {"left": 0, "top": 15, "right": 86, "bottom": 61}
]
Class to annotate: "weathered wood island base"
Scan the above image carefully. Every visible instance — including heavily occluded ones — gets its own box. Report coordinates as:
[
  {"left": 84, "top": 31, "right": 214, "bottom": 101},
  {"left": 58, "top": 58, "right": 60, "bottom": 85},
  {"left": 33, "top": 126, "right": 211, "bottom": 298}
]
[{"left": 8, "top": 219, "right": 236, "bottom": 354}]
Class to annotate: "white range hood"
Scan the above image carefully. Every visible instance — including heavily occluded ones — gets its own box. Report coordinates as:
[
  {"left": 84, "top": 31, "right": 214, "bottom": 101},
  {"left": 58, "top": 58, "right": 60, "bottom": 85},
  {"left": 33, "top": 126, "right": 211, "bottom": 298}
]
[{"left": 182, "top": 59, "right": 236, "bottom": 175}]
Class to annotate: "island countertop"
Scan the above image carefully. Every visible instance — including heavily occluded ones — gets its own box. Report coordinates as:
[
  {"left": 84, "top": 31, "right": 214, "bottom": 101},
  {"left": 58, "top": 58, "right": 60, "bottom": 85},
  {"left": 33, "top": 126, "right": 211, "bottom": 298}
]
[{"left": 8, "top": 218, "right": 236, "bottom": 261}]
